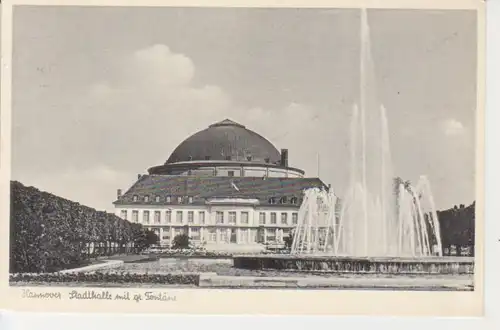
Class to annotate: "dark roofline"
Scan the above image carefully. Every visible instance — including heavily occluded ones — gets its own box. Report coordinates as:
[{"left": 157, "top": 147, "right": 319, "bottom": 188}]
[{"left": 113, "top": 175, "right": 329, "bottom": 206}]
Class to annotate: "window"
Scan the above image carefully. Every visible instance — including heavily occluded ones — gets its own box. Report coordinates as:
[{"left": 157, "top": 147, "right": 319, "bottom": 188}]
[
  {"left": 247, "top": 156, "right": 252, "bottom": 161},
  {"left": 120, "top": 210, "right": 127, "bottom": 220},
  {"left": 280, "top": 197, "right": 288, "bottom": 204},
  {"left": 228, "top": 171, "right": 234, "bottom": 177},
  {"left": 174, "top": 227, "right": 182, "bottom": 236},
  {"left": 166, "top": 196, "right": 171, "bottom": 203},
  {"left": 241, "top": 212, "right": 249, "bottom": 224},
  {"left": 269, "top": 197, "right": 276, "bottom": 204},
  {"left": 188, "top": 196, "right": 193, "bottom": 204},
  {"left": 177, "top": 196, "right": 183, "bottom": 204},
  {"left": 240, "top": 229, "right": 249, "bottom": 243},
  {"left": 133, "top": 195, "right": 138, "bottom": 202},
  {"left": 228, "top": 212, "right": 236, "bottom": 224},
  {"left": 216, "top": 211, "right": 224, "bottom": 224},
  {"left": 270, "top": 212, "right": 277, "bottom": 224},
  {"left": 281, "top": 212, "right": 288, "bottom": 225},
  {"left": 132, "top": 210, "right": 138, "bottom": 222},
  {"left": 265, "top": 158, "right": 270, "bottom": 163},
  {"left": 199, "top": 211, "right": 205, "bottom": 224},
  {"left": 190, "top": 227, "right": 200, "bottom": 240},
  {"left": 144, "top": 196, "right": 150, "bottom": 202},
  {"left": 143, "top": 211, "right": 150, "bottom": 224},
  {"left": 155, "top": 196, "right": 160, "bottom": 202},
  {"left": 292, "top": 212, "right": 298, "bottom": 225},
  {"left": 154, "top": 211, "right": 161, "bottom": 224},
  {"left": 266, "top": 228, "right": 276, "bottom": 242},
  {"left": 208, "top": 228, "right": 216, "bottom": 242},
  {"left": 220, "top": 229, "right": 229, "bottom": 243},
  {"left": 165, "top": 210, "right": 172, "bottom": 223},
  {"left": 176, "top": 211, "right": 183, "bottom": 224},
  {"left": 259, "top": 212, "right": 266, "bottom": 225},
  {"left": 188, "top": 211, "right": 194, "bottom": 223},
  {"left": 291, "top": 197, "right": 298, "bottom": 205}
]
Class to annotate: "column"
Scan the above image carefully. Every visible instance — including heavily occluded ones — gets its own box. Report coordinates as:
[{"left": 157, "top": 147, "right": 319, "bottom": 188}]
[{"left": 275, "top": 228, "right": 279, "bottom": 243}]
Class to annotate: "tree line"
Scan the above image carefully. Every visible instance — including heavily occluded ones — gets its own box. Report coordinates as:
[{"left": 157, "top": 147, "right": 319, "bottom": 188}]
[
  {"left": 437, "top": 202, "right": 475, "bottom": 256},
  {"left": 10, "top": 181, "right": 159, "bottom": 273}
]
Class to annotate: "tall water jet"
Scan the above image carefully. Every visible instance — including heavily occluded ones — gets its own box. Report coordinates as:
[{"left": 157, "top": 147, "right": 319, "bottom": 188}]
[{"left": 291, "top": 8, "right": 443, "bottom": 258}]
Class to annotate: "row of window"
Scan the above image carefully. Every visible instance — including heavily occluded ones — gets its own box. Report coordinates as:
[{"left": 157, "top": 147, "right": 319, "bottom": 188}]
[
  {"left": 131, "top": 194, "right": 300, "bottom": 205},
  {"left": 132, "top": 195, "right": 194, "bottom": 204},
  {"left": 121, "top": 210, "right": 299, "bottom": 225},
  {"left": 152, "top": 227, "right": 291, "bottom": 244}
]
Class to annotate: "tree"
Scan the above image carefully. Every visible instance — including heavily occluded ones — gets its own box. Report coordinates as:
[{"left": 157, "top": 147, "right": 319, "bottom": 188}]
[
  {"left": 145, "top": 230, "right": 160, "bottom": 246},
  {"left": 172, "top": 233, "right": 190, "bottom": 249}
]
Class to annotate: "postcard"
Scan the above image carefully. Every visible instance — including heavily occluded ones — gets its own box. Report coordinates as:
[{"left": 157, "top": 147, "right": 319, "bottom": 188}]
[{"left": 0, "top": 0, "right": 486, "bottom": 316}]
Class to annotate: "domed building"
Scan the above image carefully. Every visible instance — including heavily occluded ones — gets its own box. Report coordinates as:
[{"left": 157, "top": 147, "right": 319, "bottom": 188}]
[{"left": 113, "top": 119, "right": 331, "bottom": 252}]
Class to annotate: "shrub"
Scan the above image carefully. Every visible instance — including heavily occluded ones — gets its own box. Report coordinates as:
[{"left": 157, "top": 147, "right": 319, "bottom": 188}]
[{"left": 9, "top": 272, "right": 200, "bottom": 285}]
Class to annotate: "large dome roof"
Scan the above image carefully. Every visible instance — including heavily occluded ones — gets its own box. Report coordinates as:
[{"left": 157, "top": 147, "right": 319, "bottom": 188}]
[{"left": 166, "top": 119, "right": 281, "bottom": 164}]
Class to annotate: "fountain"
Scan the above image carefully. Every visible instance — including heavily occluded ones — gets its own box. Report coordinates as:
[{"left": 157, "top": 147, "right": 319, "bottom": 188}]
[
  {"left": 233, "top": 9, "right": 474, "bottom": 275},
  {"left": 291, "top": 8, "right": 442, "bottom": 258}
]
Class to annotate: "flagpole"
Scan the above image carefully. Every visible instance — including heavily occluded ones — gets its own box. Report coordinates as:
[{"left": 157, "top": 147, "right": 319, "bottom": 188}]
[{"left": 317, "top": 153, "right": 320, "bottom": 178}]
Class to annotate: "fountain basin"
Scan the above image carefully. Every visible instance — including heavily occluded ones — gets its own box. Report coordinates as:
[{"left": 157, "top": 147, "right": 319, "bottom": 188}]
[{"left": 233, "top": 255, "right": 474, "bottom": 275}]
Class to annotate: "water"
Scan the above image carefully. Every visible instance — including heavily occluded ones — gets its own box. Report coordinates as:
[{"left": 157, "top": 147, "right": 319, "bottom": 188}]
[{"left": 291, "top": 9, "right": 443, "bottom": 258}]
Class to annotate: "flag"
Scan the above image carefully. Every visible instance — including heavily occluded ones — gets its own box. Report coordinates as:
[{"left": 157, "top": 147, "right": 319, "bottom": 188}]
[{"left": 231, "top": 181, "right": 240, "bottom": 192}]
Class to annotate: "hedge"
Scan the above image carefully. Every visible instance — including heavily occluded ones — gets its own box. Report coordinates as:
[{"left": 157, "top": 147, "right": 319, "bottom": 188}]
[
  {"left": 9, "top": 272, "right": 200, "bottom": 285},
  {"left": 10, "top": 181, "right": 159, "bottom": 273}
]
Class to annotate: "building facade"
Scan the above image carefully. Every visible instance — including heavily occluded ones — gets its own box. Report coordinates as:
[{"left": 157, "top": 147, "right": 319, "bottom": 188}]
[{"left": 113, "top": 119, "right": 331, "bottom": 250}]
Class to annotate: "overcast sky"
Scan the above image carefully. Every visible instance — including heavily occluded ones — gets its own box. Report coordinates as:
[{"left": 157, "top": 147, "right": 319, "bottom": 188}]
[{"left": 11, "top": 7, "right": 477, "bottom": 212}]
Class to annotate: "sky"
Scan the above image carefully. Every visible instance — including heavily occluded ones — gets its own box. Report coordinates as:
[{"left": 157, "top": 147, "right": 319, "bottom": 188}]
[{"left": 10, "top": 7, "right": 478, "bottom": 212}]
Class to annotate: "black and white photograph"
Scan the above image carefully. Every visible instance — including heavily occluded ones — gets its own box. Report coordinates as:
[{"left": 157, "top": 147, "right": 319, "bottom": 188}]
[{"left": 0, "top": 0, "right": 486, "bottom": 316}]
